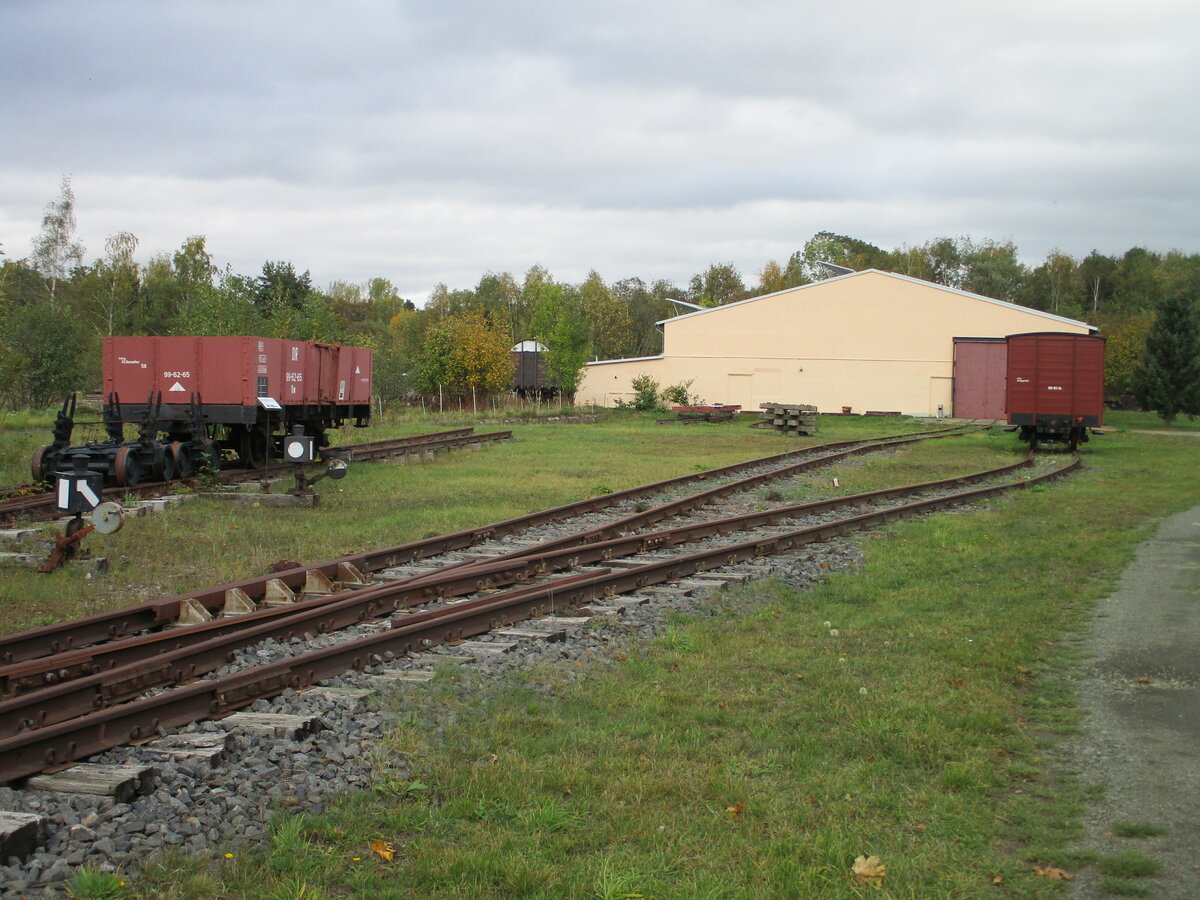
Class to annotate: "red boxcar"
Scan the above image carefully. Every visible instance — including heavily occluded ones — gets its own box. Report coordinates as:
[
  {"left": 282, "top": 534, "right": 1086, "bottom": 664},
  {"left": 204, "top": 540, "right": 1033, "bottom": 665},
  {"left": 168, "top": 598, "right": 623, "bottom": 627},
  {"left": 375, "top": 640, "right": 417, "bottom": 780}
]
[
  {"left": 1005, "top": 332, "right": 1105, "bottom": 450},
  {"left": 102, "top": 336, "right": 372, "bottom": 466}
]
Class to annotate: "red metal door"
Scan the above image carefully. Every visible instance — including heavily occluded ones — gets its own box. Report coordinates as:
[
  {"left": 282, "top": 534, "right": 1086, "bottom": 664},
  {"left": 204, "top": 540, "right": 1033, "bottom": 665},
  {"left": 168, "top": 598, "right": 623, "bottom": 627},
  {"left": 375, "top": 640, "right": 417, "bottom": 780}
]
[{"left": 953, "top": 339, "right": 1007, "bottom": 419}]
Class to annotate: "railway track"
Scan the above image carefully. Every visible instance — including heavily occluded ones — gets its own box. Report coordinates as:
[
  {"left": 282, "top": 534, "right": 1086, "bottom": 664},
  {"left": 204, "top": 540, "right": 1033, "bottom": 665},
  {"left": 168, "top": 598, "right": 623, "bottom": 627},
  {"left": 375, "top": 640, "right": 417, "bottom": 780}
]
[
  {"left": 0, "top": 428, "right": 512, "bottom": 526},
  {"left": 0, "top": 428, "right": 1078, "bottom": 785},
  {"left": 0, "top": 425, "right": 974, "bottom": 664}
]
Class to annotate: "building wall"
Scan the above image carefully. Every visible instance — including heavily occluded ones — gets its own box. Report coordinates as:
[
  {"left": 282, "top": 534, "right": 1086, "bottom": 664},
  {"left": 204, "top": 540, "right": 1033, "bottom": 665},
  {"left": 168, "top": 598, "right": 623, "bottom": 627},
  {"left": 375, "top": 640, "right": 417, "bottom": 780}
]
[{"left": 577, "top": 271, "right": 1092, "bottom": 415}]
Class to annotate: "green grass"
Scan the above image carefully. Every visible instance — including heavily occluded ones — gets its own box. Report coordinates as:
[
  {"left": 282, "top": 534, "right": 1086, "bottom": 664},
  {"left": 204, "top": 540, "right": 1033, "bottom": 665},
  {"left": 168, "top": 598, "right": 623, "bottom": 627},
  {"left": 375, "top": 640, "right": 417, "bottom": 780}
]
[
  {"left": 1098, "top": 876, "right": 1153, "bottom": 896},
  {"left": 1111, "top": 821, "right": 1168, "bottom": 839},
  {"left": 1105, "top": 409, "right": 1200, "bottom": 432},
  {"left": 66, "top": 866, "right": 129, "bottom": 899},
  {"left": 1099, "top": 849, "right": 1161, "bottom": 878},
  {"left": 6, "top": 417, "right": 1198, "bottom": 897}
]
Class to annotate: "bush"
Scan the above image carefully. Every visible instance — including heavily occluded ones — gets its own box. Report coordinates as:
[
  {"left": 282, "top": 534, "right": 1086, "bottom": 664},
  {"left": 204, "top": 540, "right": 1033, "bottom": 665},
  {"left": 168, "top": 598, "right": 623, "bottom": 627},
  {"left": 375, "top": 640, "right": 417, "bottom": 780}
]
[
  {"left": 615, "top": 374, "right": 664, "bottom": 411},
  {"left": 661, "top": 379, "right": 703, "bottom": 406}
]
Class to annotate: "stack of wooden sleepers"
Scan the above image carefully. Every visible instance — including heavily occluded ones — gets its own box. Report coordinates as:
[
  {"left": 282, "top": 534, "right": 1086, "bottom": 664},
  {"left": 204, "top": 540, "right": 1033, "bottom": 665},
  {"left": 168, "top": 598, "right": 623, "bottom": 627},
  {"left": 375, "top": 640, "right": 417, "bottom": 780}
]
[{"left": 756, "top": 402, "right": 818, "bottom": 436}]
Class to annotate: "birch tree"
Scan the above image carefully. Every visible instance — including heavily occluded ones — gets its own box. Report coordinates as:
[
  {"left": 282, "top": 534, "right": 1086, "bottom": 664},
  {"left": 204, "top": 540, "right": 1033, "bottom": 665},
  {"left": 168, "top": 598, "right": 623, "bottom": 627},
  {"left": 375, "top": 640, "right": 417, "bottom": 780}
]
[{"left": 30, "top": 176, "right": 85, "bottom": 304}]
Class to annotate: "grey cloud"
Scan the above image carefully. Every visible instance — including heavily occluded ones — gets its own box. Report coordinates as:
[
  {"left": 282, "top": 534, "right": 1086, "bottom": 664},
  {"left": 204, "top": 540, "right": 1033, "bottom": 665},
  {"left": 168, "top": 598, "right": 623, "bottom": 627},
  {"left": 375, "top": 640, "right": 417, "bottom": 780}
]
[{"left": 2, "top": 0, "right": 1198, "bottom": 296}]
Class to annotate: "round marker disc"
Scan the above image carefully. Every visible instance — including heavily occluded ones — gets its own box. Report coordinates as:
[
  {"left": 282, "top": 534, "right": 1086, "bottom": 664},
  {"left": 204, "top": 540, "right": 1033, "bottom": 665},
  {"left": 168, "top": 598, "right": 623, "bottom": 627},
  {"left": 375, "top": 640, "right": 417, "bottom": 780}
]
[{"left": 92, "top": 501, "right": 126, "bottom": 535}]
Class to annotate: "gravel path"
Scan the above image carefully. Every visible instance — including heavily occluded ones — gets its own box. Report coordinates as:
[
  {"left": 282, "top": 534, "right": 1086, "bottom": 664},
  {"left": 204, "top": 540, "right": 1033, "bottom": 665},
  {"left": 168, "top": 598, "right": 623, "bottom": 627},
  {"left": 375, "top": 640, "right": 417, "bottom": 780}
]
[{"left": 1067, "top": 504, "right": 1200, "bottom": 899}]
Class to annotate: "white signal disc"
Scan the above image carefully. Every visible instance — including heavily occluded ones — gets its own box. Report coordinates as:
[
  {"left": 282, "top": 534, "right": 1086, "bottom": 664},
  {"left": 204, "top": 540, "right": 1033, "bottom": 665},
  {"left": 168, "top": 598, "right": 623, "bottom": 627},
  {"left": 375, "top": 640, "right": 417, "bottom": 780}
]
[{"left": 92, "top": 502, "right": 126, "bottom": 535}]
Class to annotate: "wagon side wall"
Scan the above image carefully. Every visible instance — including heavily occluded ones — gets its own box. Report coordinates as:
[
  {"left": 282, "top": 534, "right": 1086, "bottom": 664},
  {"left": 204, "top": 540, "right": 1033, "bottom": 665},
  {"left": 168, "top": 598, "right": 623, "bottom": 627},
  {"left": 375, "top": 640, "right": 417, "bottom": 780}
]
[{"left": 103, "top": 336, "right": 372, "bottom": 427}]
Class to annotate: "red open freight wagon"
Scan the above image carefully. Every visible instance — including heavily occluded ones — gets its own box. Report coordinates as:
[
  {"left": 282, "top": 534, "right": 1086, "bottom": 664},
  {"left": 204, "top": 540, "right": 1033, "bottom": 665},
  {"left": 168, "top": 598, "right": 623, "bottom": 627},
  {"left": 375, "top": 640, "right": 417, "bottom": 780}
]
[{"left": 103, "top": 335, "right": 372, "bottom": 466}]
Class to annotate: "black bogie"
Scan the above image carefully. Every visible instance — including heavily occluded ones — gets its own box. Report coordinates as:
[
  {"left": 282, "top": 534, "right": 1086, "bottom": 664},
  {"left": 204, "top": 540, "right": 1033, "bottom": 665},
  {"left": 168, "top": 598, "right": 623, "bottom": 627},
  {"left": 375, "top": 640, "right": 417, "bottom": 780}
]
[{"left": 33, "top": 391, "right": 292, "bottom": 488}]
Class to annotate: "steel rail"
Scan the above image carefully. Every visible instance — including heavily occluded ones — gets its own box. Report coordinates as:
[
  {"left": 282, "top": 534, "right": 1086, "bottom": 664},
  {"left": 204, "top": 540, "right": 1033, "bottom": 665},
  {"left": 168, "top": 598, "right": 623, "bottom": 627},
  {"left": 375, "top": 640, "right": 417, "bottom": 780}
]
[
  {"left": 324, "top": 428, "right": 476, "bottom": 453},
  {"left": 0, "top": 451, "right": 1073, "bottom": 782},
  {"left": 0, "top": 452, "right": 1046, "bottom": 740},
  {"left": 0, "top": 451, "right": 1032, "bottom": 707},
  {"left": 0, "top": 426, "right": 974, "bottom": 665}
]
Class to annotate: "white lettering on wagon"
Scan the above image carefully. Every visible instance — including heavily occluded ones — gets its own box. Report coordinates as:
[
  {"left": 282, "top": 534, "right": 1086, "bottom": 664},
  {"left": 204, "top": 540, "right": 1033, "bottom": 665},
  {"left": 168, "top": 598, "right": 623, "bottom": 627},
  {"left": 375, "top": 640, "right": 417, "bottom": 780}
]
[{"left": 118, "top": 357, "right": 147, "bottom": 368}]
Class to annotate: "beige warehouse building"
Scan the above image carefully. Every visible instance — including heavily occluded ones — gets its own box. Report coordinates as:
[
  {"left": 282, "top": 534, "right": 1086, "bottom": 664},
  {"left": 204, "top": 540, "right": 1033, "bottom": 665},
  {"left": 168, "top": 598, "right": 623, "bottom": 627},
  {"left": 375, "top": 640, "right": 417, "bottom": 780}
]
[{"left": 577, "top": 270, "right": 1094, "bottom": 417}]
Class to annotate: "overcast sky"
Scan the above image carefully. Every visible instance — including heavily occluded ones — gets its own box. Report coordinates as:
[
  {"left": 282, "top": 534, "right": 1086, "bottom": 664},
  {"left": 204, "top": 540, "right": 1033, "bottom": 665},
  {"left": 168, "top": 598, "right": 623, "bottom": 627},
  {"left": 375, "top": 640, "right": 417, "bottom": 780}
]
[{"left": 3, "top": 0, "right": 1198, "bottom": 303}]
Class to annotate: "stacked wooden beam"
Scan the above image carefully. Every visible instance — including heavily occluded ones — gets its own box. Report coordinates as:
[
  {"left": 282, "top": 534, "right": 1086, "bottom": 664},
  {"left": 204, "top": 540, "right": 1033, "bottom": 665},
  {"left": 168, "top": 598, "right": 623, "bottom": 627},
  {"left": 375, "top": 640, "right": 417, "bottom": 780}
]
[
  {"left": 756, "top": 402, "right": 818, "bottom": 436},
  {"left": 658, "top": 405, "right": 741, "bottom": 424}
]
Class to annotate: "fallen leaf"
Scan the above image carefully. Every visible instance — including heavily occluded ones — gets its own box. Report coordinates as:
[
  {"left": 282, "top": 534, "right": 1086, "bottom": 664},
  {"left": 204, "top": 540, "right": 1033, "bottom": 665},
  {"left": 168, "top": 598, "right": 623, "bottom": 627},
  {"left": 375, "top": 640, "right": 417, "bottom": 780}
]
[
  {"left": 370, "top": 841, "right": 396, "bottom": 862},
  {"left": 715, "top": 699, "right": 727, "bottom": 708},
  {"left": 991, "top": 874, "right": 1004, "bottom": 884},
  {"left": 1034, "top": 865, "right": 1073, "bottom": 881},
  {"left": 852, "top": 855, "right": 886, "bottom": 884},
  {"left": 794, "top": 674, "right": 805, "bottom": 680},
  {"left": 1017, "top": 667, "right": 1033, "bottom": 678},
  {"left": 1135, "top": 677, "right": 1152, "bottom": 685},
  {"left": 726, "top": 802, "right": 745, "bottom": 819}
]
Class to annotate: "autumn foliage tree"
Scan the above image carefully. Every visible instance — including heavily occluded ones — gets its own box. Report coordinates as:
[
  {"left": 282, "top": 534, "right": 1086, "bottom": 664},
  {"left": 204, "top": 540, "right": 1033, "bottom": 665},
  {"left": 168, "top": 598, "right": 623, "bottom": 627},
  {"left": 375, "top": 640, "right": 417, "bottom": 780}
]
[{"left": 413, "top": 311, "right": 513, "bottom": 400}]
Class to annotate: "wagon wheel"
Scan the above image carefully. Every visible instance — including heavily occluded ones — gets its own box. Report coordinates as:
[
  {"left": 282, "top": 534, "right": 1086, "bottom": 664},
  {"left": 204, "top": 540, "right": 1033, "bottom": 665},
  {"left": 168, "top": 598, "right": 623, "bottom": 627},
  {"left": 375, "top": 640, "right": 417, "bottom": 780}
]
[
  {"left": 156, "top": 445, "right": 176, "bottom": 482},
  {"left": 172, "top": 441, "right": 195, "bottom": 482},
  {"left": 169, "top": 441, "right": 194, "bottom": 479},
  {"left": 113, "top": 446, "right": 143, "bottom": 486},
  {"left": 31, "top": 446, "right": 52, "bottom": 485},
  {"left": 241, "top": 428, "right": 270, "bottom": 468}
]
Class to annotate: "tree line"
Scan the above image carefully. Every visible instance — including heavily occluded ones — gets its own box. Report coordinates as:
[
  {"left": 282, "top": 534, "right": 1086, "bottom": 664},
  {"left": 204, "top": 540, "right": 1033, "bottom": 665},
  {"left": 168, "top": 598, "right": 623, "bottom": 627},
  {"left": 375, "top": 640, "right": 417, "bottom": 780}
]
[{"left": 1, "top": 178, "right": 1198, "bottom": 419}]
